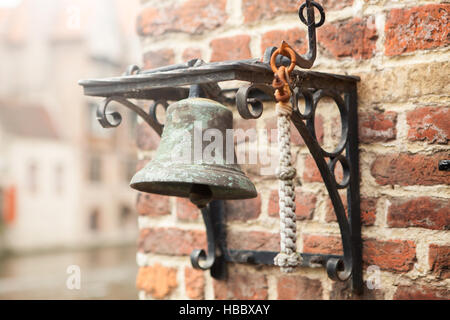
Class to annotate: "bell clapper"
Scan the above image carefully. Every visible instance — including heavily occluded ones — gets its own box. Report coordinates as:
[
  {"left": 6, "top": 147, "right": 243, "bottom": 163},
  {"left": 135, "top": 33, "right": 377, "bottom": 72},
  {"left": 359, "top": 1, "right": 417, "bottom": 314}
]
[{"left": 189, "top": 184, "right": 213, "bottom": 208}]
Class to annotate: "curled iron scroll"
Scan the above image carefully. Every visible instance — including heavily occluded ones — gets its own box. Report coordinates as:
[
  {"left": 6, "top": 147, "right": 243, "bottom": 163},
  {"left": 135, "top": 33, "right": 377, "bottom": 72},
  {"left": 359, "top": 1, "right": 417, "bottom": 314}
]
[
  {"left": 236, "top": 84, "right": 274, "bottom": 119},
  {"left": 190, "top": 205, "right": 218, "bottom": 271},
  {"left": 124, "top": 64, "right": 140, "bottom": 76},
  {"left": 97, "top": 96, "right": 164, "bottom": 136},
  {"left": 327, "top": 257, "right": 351, "bottom": 281},
  {"left": 190, "top": 249, "right": 216, "bottom": 270},
  {"left": 149, "top": 100, "right": 169, "bottom": 129}
]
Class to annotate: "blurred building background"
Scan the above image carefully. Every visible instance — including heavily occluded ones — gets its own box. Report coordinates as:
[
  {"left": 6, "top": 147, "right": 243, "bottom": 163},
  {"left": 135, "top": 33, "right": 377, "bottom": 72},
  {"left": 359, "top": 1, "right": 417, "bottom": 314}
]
[{"left": 0, "top": 0, "right": 142, "bottom": 299}]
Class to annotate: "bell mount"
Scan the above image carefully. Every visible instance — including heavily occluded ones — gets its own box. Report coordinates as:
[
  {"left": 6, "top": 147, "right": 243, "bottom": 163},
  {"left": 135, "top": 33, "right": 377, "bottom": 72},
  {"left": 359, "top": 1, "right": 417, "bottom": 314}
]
[{"left": 79, "top": 0, "right": 363, "bottom": 294}]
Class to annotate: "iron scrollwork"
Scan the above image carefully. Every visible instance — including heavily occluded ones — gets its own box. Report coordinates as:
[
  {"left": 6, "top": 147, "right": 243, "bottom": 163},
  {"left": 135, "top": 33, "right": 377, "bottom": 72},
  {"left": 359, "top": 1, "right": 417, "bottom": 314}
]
[
  {"left": 290, "top": 89, "right": 353, "bottom": 282},
  {"left": 236, "top": 84, "right": 274, "bottom": 119},
  {"left": 97, "top": 96, "right": 165, "bottom": 136},
  {"left": 190, "top": 201, "right": 227, "bottom": 280},
  {"left": 233, "top": 83, "right": 356, "bottom": 283}
]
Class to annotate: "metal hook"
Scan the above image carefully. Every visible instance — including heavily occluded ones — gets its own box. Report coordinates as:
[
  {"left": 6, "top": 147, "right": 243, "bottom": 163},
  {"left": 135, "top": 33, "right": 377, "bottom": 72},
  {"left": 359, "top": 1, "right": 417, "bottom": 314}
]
[{"left": 265, "top": 0, "right": 325, "bottom": 70}]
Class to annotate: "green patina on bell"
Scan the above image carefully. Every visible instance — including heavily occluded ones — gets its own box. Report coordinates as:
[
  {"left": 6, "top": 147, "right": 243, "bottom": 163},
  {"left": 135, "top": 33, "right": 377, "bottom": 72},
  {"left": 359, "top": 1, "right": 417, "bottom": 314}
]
[{"left": 130, "top": 98, "right": 257, "bottom": 207}]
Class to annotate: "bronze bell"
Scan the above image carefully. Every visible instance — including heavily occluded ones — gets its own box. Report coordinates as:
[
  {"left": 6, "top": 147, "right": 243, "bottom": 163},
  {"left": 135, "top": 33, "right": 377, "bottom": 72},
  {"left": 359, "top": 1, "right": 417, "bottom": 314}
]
[{"left": 130, "top": 98, "right": 257, "bottom": 207}]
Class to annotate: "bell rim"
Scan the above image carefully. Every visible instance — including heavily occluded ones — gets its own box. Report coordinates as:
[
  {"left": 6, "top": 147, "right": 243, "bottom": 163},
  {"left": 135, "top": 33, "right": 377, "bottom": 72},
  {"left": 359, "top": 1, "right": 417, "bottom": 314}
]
[
  {"left": 130, "top": 181, "right": 258, "bottom": 200},
  {"left": 130, "top": 161, "right": 257, "bottom": 200}
]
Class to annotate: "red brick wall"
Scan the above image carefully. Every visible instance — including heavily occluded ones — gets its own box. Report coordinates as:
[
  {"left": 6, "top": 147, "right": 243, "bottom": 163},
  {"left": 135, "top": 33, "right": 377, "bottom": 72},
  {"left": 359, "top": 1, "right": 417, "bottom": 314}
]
[{"left": 135, "top": 0, "right": 450, "bottom": 300}]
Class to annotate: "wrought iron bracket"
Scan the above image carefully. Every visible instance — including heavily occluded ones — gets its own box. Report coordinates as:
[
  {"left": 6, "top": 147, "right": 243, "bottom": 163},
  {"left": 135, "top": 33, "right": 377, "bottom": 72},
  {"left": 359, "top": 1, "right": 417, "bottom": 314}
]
[
  {"left": 80, "top": 66, "right": 362, "bottom": 293},
  {"left": 79, "top": 0, "right": 362, "bottom": 294},
  {"left": 197, "top": 82, "right": 362, "bottom": 293}
]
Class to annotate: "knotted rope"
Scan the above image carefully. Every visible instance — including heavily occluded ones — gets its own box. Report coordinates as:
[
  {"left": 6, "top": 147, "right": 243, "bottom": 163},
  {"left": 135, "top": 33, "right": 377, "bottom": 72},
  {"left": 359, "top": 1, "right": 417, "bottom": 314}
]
[{"left": 271, "top": 44, "right": 301, "bottom": 272}]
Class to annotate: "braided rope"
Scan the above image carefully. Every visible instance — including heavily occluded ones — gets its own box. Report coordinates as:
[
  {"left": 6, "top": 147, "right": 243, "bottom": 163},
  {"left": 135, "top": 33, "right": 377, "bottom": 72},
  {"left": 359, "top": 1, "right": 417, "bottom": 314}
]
[{"left": 273, "top": 101, "right": 301, "bottom": 273}]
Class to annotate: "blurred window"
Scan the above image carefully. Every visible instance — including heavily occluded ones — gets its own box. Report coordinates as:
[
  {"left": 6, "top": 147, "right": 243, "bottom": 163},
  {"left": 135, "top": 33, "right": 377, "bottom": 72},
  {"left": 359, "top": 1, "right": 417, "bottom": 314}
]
[
  {"left": 55, "top": 163, "right": 64, "bottom": 194},
  {"left": 120, "top": 205, "right": 132, "bottom": 226},
  {"left": 128, "top": 112, "right": 138, "bottom": 137},
  {"left": 89, "top": 209, "right": 100, "bottom": 232},
  {"left": 88, "top": 155, "right": 102, "bottom": 182},
  {"left": 124, "top": 158, "right": 137, "bottom": 182},
  {"left": 0, "top": 189, "right": 3, "bottom": 225},
  {"left": 28, "top": 162, "right": 38, "bottom": 194}
]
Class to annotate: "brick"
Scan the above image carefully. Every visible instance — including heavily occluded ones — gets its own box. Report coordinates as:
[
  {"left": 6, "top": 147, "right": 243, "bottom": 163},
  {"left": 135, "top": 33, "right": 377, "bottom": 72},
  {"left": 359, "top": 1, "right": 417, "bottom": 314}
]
[
  {"left": 334, "top": 165, "right": 348, "bottom": 187},
  {"left": 224, "top": 194, "right": 261, "bottom": 221},
  {"left": 385, "top": 4, "right": 450, "bottom": 56},
  {"left": 394, "top": 284, "right": 450, "bottom": 300},
  {"left": 242, "top": 0, "right": 299, "bottom": 23},
  {"left": 137, "top": 0, "right": 227, "bottom": 36},
  {"left": 261, "top": 28, "right": 307, "bottom": 55},
  {"left": 227, "top": 230, "right": 280, "bottom": 252},
  {"left": 318, "top": 18, "right": 378, "bottom": 59},
  {"left": 138, "top": 228, "right": 206, "bottom": 255},
  {"left": 268, "top": 189, "right": 316, "bottom": 220},
  {"left": 236, "top": 145, "right": 299, "bottom": 181},
  {"left": 370, "top": 152, "right": 450, "bottom": 186},
  {"left": 325, "top": 194, "right": 377, "bottom": 226},
  {"left": 303, "top": 146, "right": 343, "bottom": 184},
  {"left": 210, "top": 35, "right": 252, "bottom": 62},
  {"left": 325, "top": 193, "right": 347, "bottom": 223},
  {"left": 407, "top": 107, "right": 450, "bottom": 144},
  {"left": 239, "top": 150, "right": 299, "bottom": 181},
  {"left": 213, "top": 268, "right": 268, "bottom": 299},
  {"left": 429, "top": 244, "right": 450, "bottom": 279},
  {"left": 239, "top": 161, "right": 267, "bottom": 182},
  {"left": 265, "top": 114, "right": 324, "bottom": 146},
  {"left": 136, "top": 264, "right": 177, "bottom": 299},
  {"left": 136, "top": 121, "right": 161, "bottom": 150},
  {"left": 242, "top": 0, "right": 352, "bottom": 23},
  {"left": 360, "top": 197, "right": 377, "bottom": 226},
  {"left": 182, "top": 48, "right": 202, "bottom": 62},
  {"left": 302, "top": 155, "right": 322, "bottom": 183},
  {"left": 143, "top": 49, "right": 175, "bottom": 69},
  {"left": 320, "top": 0, "right": 354, "bottom": 11},
  {"left": 277, "top": 275, "right": 323, "bottom": 300},
  {"left": 177, "top": 198, "right": 199, "bottom": 221},
  {"left": 303, "top": 235, "right": 417, "bottom": 272},
  {"left": 363, "top": 239, "right": 416, "bottom": 272},
  {"left": 387, "top": 197, "right": 450, "bottom": 230},
  {"left": 302, "top": 234, "right": 343, "bottom": 255},
  {"left": 359, "top": 111, "right": 397, "bottom": 143},
  {"left": 136, "top": 193, "right": 171, "bottom": 217},
  {"left": 330, "top": 281, "right": 384, "bottom": 300},
  {"left": 308, "top": 113, "right": 325, "bottom": 146},
  {"left": 185, "top": 267, "right": 205, "bottom": 299},
  {"left": 358, "top": 61, "right": 450, "bottom": 105}
]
